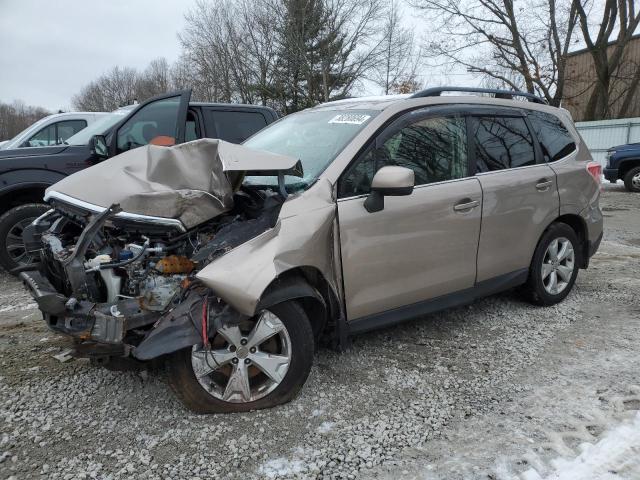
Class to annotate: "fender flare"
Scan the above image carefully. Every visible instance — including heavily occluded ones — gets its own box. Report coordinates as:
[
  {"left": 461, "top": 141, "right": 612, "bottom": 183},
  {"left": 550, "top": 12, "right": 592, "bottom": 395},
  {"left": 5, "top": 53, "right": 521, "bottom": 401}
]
[
  {"left": 0, "top": 181, "right": 54, "bottom": 199},
  {"left": 256, "top": 274, "right": 326, "bottom": 312},
  {"left": 133, "top": 275, "right": 329, "bottom": 361},
  {"left": 618, "top": 158, "right": 640, "bottom": 176}
]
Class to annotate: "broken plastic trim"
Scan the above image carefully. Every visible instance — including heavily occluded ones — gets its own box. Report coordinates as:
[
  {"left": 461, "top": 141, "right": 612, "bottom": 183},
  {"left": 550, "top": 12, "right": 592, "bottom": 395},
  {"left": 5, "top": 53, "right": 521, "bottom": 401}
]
[
  {"left": 63, "top": 203, "right": 122, "bottom": 299},
  {"left": 45, "top": 191, "right": 188, "bottom": 232}
]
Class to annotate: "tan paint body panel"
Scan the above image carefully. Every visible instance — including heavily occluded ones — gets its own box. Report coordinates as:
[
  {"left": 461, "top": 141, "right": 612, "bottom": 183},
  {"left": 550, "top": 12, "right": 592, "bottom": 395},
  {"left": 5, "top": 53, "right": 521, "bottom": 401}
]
[
  {"left": 194, "top": 97, "right": 601, "bottom": 321},
  {"left": 196, "top": 179, "right": 339, "bottom": 317},
  {"left": 45, "top": 139, "right": 300, "bottom": 229},
  {"left": 475, "top": 164, "right": 559, "bottom": 282},
  {"left": 549, "top": 138, "right": 603, "bottom": 243},
  {"left": 337, "top": 178, "right": 482, "bottom": 320}
]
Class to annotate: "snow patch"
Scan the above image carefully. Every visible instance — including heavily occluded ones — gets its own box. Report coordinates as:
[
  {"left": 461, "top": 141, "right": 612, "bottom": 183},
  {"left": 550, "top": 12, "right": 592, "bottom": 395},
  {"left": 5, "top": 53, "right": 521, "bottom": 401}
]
[
  {"left": 318, "top": 421, "right": 335, "bottom": 433},
  {"left": 522, "top": 412, "right": 640, "bottom": 480},
  {"left": 259, "top": 458, "right": 306, "bottom": 478},
  {"left": 0, "top": 301, "right": 35, "bottom": 313}
]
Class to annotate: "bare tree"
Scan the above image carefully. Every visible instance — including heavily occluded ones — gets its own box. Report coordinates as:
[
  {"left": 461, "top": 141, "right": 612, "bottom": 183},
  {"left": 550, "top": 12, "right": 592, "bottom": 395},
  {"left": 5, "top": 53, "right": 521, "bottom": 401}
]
[
  {"left": 179, "top": 0, "right": 384, "bottom": 112},
  {"left": 410, "top": 0, "right": 579, "bottom": 106},
  {"left": 574, "top": 0, "right": 640, "bottom": 120},
  {"left": 315, "top": 0, "right": 385, "bottom": 102},
  {"left": 72, "top": 58, "right": 176, "bottom": 111},
  {"left": 371, "top": 0, "right": 421, "bottom": 95},
  {"left": 136, "top": 57, "right": 171, "bottom": 100},
  {"left": 0, "top": 100, "right": 50, "bottom": 141},
  {"left": 180, "top": 0, "right": 245, "bottom": 103},
  {"left": 72, "top": 66, "right": 139, "bottom": 111}
]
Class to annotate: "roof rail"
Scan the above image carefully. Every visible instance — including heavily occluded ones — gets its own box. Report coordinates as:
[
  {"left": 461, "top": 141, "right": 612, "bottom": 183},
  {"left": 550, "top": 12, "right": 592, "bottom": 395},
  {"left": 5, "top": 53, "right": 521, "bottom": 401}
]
[{"left": 409, "top": 86, "right": 547, "bottom": 105}]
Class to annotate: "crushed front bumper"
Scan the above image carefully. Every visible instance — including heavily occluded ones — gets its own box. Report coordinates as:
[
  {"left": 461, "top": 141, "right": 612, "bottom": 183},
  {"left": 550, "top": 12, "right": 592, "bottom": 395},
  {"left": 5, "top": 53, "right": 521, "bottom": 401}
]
[
  {"left": 20, "top": 269, "right": 235, "bottom": 361},
  {"left": 20, "top": 269, "right": 157, "bottom": 347}
]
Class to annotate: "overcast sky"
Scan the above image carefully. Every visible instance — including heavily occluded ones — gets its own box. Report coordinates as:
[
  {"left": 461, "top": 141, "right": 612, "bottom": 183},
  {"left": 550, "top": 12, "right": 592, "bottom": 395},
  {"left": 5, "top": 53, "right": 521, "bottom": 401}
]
[{"left": 0, "top": 0, "right": 197, "bottom": 111}]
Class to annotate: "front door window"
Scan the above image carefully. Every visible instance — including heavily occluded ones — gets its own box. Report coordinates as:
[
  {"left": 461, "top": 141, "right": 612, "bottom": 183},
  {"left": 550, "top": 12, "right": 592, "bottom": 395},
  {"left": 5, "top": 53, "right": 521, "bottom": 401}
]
[
  {"left": 339, "top": 115, "right": 468, "bottom": 197},
  {"left": 116, "top": 96, "right": 182, "bottom": 153}
]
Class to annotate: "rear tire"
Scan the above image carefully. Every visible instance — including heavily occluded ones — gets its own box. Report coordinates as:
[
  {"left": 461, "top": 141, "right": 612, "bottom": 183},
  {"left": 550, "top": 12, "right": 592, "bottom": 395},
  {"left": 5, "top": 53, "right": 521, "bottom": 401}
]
[
  {"left": 0, "top": 203, "right": 49, "bottom": 273},
  {"left": 167, "top": 301, "right": 314, "bottom": 413},
  {"left": 623, "top": 166, "right": 640, "bottom": 192},
  {"left": 524, "top": 222, "right": 580, "bottom": 306}
]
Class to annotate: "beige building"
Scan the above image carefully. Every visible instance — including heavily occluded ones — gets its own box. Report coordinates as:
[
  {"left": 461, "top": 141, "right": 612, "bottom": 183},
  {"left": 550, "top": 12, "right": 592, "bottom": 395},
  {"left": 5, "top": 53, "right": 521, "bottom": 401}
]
[{"left": 563, "top": 35, "right": 640, "bottom": 121}]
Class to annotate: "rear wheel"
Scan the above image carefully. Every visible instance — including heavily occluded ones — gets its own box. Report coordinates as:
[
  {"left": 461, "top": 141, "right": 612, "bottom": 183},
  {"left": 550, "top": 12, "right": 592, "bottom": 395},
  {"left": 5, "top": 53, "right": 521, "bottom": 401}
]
[
  {"left": 623, "top": 166, "right": 640, "bottom": 192},
  {"left": 524, "top": 223, "right": 580, "bottom": 306},
  {"left": 0, "top": 203, "right": 49, "bottom": 273},
  {"left": 167, "top": 301, "right": 314, "bottom": 413}
]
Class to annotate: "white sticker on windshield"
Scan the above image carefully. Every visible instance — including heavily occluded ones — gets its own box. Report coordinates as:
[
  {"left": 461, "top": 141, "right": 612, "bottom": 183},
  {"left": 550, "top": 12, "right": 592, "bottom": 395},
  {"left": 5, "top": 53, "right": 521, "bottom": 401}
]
[{"left": 328, "top": 113, "right": 371, "bottom": 125}]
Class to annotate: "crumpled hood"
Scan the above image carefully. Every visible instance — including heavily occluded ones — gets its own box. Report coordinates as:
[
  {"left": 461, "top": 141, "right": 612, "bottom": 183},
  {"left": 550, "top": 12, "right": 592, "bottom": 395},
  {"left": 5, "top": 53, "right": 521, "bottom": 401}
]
[{"left": 45, "top": 139, "right": 302, "bottom": 229}]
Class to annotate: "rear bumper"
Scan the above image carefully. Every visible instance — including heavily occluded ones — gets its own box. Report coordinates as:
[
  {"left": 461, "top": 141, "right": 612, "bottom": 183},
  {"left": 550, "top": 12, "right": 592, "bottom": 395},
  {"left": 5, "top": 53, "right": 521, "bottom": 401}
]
[
  {"left": 588, "top": 231, "right": 603, "bottom": 258},
  {"left": 603, "top": 167, "right": 618, "bottom": 183}
]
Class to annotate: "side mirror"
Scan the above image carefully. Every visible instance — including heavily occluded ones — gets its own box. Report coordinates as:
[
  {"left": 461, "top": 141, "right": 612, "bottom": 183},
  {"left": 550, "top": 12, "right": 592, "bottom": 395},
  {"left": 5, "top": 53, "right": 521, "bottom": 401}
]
[
  {"left": 364, "top": 166, "right": 414, "bottom": 213},
  {"left": 90, "top": 135, "right": 108, "bottom": 159}
]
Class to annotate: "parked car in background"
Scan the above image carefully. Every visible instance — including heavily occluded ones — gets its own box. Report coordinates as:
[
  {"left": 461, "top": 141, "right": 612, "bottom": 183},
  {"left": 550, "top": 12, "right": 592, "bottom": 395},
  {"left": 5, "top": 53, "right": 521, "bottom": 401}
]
[
  {"left": 0, "top": 112, "right": 108, "bottom": 150},
  {"left": 604, "top": 143, "right": 640, "bottom": 192},
  {"left": 19, "top": 87, "right": 602, "bottom": 413},
  {"left": 0, "top": 90, "right": 278, "bottom": 272}
]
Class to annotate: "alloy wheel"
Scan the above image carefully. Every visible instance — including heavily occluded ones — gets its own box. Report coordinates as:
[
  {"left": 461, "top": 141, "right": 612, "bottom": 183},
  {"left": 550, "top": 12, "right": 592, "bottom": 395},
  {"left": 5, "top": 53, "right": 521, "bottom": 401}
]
[
  {"left": 633, "top": 171, "right": 640, "bottom": 190},
  {"left": 541, "top": 236, "right": 575, "bottom": 295},
  {"left": 191, "top": 310, "right": 292, "bottom": 403},
  {"left": 5, "top": 217, "right": 37, "bottom": 266}
]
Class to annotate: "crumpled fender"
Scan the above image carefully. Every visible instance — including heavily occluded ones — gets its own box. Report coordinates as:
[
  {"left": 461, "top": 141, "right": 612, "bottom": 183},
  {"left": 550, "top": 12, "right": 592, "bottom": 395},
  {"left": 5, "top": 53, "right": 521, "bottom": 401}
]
[
  {"left": 196, "top": 178, "right": 339, "bottom": 317},
  {"left": 133, "top": 293, "right": 247, "bottom": 360},
  {"left": 133, "top": 294, "right": 203, "bottom": 360}
]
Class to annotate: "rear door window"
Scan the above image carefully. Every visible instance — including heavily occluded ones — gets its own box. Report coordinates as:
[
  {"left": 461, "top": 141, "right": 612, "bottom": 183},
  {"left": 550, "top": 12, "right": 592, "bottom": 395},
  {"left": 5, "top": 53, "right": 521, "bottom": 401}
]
[
  {"left": 472, "top": 116, "right": 536, "bottom": 172},
  {"left": 185, "top": 110, "right": 200, "bottom": 142},
  {"left": 527, "top": 111, "right": 576, "bottom": 162},
  {"left": 56, "top": 120, "right": 87, "bottom": 142},
  {"left": 206, "top": 110, "right": 268, "bottom": 144}
]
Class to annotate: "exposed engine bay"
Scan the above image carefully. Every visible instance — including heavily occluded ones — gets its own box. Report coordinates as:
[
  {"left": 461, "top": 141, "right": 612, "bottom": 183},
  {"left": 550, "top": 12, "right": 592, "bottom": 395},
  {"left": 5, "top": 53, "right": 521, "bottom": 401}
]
[
  {"left": 16, "top": 138, "right": 334, "bottom": 364},
  {"left": 22, "top": 185, "right": 285, "bottom": 360}
]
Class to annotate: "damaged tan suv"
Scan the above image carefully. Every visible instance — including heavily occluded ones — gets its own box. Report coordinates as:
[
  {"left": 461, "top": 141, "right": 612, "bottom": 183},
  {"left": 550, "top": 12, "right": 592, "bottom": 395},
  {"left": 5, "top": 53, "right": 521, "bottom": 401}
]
[{"left": 20, "top": 87, "right": 603, "bottom": 413}]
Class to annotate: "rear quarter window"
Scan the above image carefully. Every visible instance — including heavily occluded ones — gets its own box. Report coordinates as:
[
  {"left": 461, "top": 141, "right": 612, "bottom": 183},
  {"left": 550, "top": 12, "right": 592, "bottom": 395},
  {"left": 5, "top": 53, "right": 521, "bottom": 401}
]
[{"left": 527, "top": 110, "right": 576, "bottom": 162}]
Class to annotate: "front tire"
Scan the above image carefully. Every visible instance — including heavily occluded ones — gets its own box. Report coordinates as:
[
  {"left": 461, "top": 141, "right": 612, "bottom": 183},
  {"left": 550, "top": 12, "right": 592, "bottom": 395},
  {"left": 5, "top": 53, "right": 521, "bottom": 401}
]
[
  {"left": 167, "top": 301, "right": 314, "bottom": 413},
  {"left": 0, "top": 203, "right": 49, "bottom": 273},
  {"left": 524, "top": 222, "right": 580, "bottom": 306},
  {"left": 623, "top": 166, "right": 640, "bottom": 192}
]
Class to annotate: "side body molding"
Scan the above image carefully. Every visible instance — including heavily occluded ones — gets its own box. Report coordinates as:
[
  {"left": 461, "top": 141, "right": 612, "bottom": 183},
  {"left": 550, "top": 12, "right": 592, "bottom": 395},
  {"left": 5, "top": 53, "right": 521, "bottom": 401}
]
[{"left": 196, "top": 179, "right": 340, "bottom": 317}]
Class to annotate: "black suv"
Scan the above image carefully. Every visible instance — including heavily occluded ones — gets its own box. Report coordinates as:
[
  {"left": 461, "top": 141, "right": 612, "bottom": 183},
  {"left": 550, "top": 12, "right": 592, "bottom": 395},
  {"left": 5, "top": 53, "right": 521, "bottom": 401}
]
[{"left": 0, "top": 90, "right": 278, "bottom": 271}]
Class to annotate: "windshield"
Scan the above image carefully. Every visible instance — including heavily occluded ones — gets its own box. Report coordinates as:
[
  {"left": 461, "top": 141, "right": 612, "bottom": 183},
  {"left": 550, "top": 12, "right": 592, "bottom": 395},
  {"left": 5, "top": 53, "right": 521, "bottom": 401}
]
[
  {"left": 243, "top": 109, "right": 378, "bottom": 192},
  {"left": 65, "top": 108, "right": 130, "bottom": 146}
]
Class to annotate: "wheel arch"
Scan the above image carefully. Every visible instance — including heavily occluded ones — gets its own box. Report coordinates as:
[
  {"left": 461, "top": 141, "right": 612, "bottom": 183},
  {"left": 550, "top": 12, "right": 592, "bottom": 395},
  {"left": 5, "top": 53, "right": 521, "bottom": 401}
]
[
  {"left": 256, "top": 266, "right": 343, "bottom": 345},
  {"left": 0, "top": 183, "right": 50, "bottom": 215},
  {"left": 543, "top": 214, "right": 588, "bottom": 268},
  {"left": 618, "top": 158, "right": 640, "bottom": 179}
]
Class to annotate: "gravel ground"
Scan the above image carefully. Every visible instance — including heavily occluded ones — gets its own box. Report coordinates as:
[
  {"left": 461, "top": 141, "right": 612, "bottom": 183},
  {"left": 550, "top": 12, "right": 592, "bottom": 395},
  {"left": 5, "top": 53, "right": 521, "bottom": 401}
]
[{"left": 0, "top": 184, "right": 639, "bottom": 480}]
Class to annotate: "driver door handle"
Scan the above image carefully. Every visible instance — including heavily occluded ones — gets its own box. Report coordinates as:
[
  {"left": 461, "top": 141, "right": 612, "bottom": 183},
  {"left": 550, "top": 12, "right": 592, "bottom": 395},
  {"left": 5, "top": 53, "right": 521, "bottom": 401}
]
[{"left": 453, "top": 199, "right": 480, "bottom": 212}]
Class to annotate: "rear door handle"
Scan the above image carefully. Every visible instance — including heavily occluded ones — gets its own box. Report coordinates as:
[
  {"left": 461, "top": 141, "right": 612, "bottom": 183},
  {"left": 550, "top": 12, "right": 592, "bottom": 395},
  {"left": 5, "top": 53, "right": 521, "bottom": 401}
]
[
  {"left": 536, "top": 179, "right": 553, "bottom": 191},
  {"left": 453, "top": 199, "right": 480, "bottom": 212}
]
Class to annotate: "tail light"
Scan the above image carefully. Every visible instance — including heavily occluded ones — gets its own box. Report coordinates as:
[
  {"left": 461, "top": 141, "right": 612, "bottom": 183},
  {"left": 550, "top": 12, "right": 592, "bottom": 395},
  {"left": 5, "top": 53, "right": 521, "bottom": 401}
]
[{"left": 586, "top": 162, "right": 602, "bottom": 185}]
